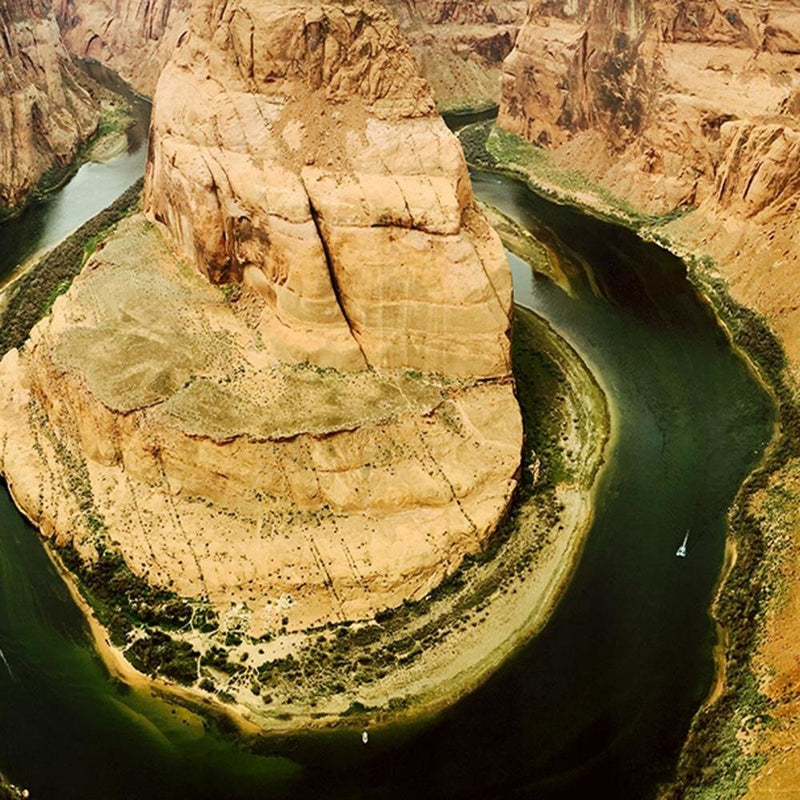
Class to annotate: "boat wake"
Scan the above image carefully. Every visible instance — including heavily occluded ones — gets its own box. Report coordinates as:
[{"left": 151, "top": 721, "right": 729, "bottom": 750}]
[{"left": 0, "top": 645, "right": 15, "bottom": 681}]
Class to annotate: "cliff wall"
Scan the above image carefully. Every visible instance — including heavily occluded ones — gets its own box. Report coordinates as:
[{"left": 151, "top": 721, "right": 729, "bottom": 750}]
[
  {"left": 386, "top": 0, "right": 528, "bottom": 110},
  {"left": 56, "top": 0, "right": 191, "bottom": 96},
  {"left": 0, "top": 0, "right": 99, "bottom": 210},
  {"left": 0, "top": 0, "right": 522, "bottom": 637},
  {"left": 498, "top": 0, "right": 800, "bottom": 364}
]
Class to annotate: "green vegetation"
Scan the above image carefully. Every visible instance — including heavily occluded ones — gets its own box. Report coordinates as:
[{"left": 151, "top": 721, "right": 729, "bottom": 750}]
[
  {"left": 0, "top": 178, "right": 143, "bottom": 357},
  {"left": 663, "top": 267, "right": 799, "bottom": 799},
  {"left": 459, "top": 122, "right": 692, "bottom": 229}
]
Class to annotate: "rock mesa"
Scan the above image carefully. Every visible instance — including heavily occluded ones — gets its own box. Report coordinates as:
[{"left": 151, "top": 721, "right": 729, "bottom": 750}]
[{"left": 0, "top": 0, "right": 522, "bottom": 636}]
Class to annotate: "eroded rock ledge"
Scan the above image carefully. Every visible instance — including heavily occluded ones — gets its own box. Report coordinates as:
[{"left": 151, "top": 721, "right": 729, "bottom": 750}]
[{"left": 0, "top": 0, "right": 522, "bottom": 642}]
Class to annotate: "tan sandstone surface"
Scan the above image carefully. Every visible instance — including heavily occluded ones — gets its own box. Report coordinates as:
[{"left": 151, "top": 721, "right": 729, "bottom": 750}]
[
  {"left": 56, "top": 0, "right": 191, "bottom": 96},
  {"left": 0, "top": 0, "right": 522, "bottom": 646},
  {"left": 385, "top": 0, "right": 528, "bottom": 111},
  {"left": 495, "top": 1, "right": 800, "bottom": 795},
  {"left": 0, "top": 0, "right": 100, "bottom": 210},
  {"left": 54, "top": 0, "right": 527, "bottom": 111}
]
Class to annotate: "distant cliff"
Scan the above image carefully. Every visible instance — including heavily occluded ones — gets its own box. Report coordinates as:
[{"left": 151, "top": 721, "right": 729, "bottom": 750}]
[
  {"left": 498, "top": 0, "right": 800, "bottom": 365},
  {"left": 0, "top": 0, "right": 99, "bottom": 210},
  {"left": 386, "top": 0, "right": 528, "bottom": 111},
  {"left": 56, "top": 0, "right": 191, "bottom": 96}
]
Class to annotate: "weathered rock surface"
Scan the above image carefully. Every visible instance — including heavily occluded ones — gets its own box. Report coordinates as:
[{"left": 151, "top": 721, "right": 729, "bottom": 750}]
[
  {"left": 386, "top": 0, "right": 528, "bottom": 111},
  {"left": 55, "top": 0, "right": 526, "bottom": 110},
  {"left": 56, "top": 0, "right": 191, "bottom": 96},
  {"left": 498, "top": 1, "right": 800, "bottom": 794},
  {"left": 0, "top": 0, "right": 99, "bottom": 209},
  {"left": 0, "top": 0, "right": 522, "bottom": 635},
  {"left": 499, "top": 0, "right": 800, "bottom": 213},
  {"left": 498, "top": 0, "right": 800, "bottom": 365}
]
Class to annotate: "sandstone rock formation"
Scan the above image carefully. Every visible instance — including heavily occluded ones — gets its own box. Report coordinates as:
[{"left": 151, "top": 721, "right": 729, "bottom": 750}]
[
  {"left": 498, "top": 0, "right": 800, "bottom": 364},
  {"left": 56, "top": 0, "right": 191, "bottom": 96},
  {"left": 54, "top": 0, "right": 527, "bottom": 111},
  {"left": 0, "top": 0, "right": 521, "bottom": 637},
  {"left": 497, "top": 1, "right": 800, "bottom": 794},
  {"left": 386, "top": 0, "right": 528, "bottom": 111},
  {"left": 0, "top": 0, "right": 99, "bottom": 210}
]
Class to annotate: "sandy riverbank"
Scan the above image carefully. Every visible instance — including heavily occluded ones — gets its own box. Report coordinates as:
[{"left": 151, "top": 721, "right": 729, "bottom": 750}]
[{"left": 3, "top": 297, "right": 610, "bottom": 738}]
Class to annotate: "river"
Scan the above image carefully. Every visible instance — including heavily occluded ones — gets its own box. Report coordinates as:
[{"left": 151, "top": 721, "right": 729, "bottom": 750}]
[
  {"left": 0, "top": 108, "right": 774, "bottom": 797},
  {"left": 0, "top": 62, "right": 149, "bottom": 287}
]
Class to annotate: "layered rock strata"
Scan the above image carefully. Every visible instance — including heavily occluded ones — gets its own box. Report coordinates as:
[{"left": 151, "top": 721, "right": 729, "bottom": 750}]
[
  {"left": 386, "top": 0, "right": 528, "bottom": 111},
  {"left": 498, "top": 0, "right": 800, "bottom": 366},
  {"left": 54, "top": 0, "right": 527, "bottom": 110},
  {"left": 0, "top": 0, "right": 99, "bottom": 209},
  {"left": 56, "top": 0, "right": 191, "bottom": 96},
  {"left": 0, "top": 0, "right": 522, "bottom": 636}
]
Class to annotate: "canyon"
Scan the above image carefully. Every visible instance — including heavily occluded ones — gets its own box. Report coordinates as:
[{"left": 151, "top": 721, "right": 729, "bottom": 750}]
[
  {"left": 496, "top": 0, "right": 800, "bottom": 796},
  {"left": 0, "top": 0, "right": 522, "bottom": 682},
  {"left": 55, "top": 0, "right": 527, "bottom": 109},
  {"left": 0, "top": 0, "right": 100, "bottom": 211}
]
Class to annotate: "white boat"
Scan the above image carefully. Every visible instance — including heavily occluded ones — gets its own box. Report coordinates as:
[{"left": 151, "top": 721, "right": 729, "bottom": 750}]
[
  {"left": 676, "top": 530, "right": 689, "bottom": 558},
  {"left": 361, "top": 730, "right": 369, "bottom": 745}
]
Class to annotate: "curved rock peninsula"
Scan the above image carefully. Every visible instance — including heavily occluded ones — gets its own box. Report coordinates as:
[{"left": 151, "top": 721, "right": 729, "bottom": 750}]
[
  {"left": 0, "top": 0, "right": 99, "bottom": 210},
  {"left": 0, "top": 0, "right": 522, "bottom": 640}
]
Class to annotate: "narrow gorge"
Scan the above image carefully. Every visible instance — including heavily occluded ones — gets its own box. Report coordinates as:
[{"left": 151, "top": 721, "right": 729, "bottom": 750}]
[{"left": 0, "top": 0, "right": 797, "bottom": 798}]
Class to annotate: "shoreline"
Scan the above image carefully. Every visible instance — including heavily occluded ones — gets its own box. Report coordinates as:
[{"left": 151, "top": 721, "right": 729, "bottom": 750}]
[
  {"left": 457, "top": 122, "right": 792, "bottom": 799},
  {"left": 1, "top": 299, "right": 611, "bottom": 739}
]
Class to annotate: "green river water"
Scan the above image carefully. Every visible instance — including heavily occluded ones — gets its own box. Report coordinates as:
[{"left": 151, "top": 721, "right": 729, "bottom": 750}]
[{"left": 0, "top": 103, "right": 775, "bottom": 798}]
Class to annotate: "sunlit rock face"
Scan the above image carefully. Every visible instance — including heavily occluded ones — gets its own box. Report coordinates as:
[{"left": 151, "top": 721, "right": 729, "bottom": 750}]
[
  {"left": 0, "top": 0, "right": 99, "bottom": 209},
  {"left": 498, "top": 0, "right": 800, "bottom": 367},
  {"left": 0, "top": 0, "right": 522, "bottom": 634},
  {"left": 56, "top": 0, "right": 191, "bottom": 96},
  {"left": 499, "top": 0, "right": 800, "bottom": 214}
]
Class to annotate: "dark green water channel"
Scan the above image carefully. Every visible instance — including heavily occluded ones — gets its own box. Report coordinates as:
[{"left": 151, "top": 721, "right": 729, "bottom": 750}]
[
  {"left": 0, "top": 62, "right": 149, "bottom": 286},
  {"left": 0, "top": 161, "right": 773, "bottom": 796}
]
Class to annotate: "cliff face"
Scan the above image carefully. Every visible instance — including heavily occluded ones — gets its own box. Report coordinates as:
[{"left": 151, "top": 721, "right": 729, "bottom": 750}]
[
  {"left": 499, "top": 0, "right": 800, "bottom": 212},
  {"left": 0, "top": 0, "right": 522, "bottom": 636},
  {"left": 498, "top": 0, "right": 800, "bottom": 363},
  {"left": 386, "top": 0, "right": 528, "bottom": 111},
  {"left": 0, "top": 0, "right": 99, "bottom": 210},
  {"left": 56, "top": 0, "right": 191, "bottom": 96},
  {"left": 55, "top": 0, "right": 527, "bottom": 110}
]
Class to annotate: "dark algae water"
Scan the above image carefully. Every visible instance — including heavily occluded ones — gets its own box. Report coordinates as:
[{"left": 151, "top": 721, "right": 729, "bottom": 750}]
[{"left": 0, "top": 163, "right": 773, "bottom": 796}]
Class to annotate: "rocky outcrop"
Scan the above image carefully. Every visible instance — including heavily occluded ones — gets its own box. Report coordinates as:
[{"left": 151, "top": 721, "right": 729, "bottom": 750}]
[
  {"left": 0, "top": 0, "right": 99, "bottom": 210},
  {"left": 0, "top": 0, "right": 522, "bottom": 637},
  {"left": 386, "top": 0, "right": 528, "bottom": 111},
  {"left": 55, "top": 0, "right": 527, "bottom": 111},
  {"left": 498, "top": 0, "right": 800, "bottom": 364},
  {"left": 499, "top": 0, "right": 800, "bottom": 212},
  {"left": 56, "top": 0, "right": 191, "bottom": 96}
]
